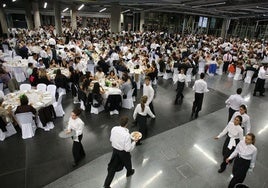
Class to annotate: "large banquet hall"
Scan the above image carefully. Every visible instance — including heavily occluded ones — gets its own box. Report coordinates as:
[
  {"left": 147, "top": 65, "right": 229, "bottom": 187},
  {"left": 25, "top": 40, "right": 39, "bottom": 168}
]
[{"left": 0, "top": 0, "right": 268, "bottom": 188}]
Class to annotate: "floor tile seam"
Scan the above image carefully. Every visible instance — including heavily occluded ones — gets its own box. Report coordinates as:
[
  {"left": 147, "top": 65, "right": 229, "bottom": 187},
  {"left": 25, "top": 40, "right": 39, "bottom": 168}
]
[{"left": 0, "top": 167, "right": 26, "bottom": 177}]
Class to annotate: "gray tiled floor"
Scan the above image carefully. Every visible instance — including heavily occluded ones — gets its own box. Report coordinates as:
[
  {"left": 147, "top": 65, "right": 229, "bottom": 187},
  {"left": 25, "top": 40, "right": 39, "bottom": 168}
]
[{"left": 45, "top": 75, "right": 268, "bottom": 188}]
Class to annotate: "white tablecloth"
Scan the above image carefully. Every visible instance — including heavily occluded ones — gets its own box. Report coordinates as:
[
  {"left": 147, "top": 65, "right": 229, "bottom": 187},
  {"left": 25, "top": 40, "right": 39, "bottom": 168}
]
[{"left": 2, "top": 59, "right": 28, "bottom": 75}]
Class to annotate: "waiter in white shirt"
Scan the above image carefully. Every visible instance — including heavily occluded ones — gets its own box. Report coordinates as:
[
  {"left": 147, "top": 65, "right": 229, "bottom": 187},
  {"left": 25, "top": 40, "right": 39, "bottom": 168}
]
[
  {"left": 225, "top": 88, "right": 245, "bottom": 122},
  {"left": 253, "top": 64, "right": 268, "bottom": 96},
  {"left": 191, "top": 73, "right": 209, "bottom": 118},
  {"left": 174, "top": 68, "right": 186, "bottom": 105},
  {"left": 226, "top": 133, "right": 257, "bottom": 188},
  {"left": 143, "top": 76, "right": 155, "bottom": 114},
  {"left": 104, "top": 116, "right": 136, "bottom": 188},
  {"left": 223, "top": 51, "right": 232, "bottom": 74}
]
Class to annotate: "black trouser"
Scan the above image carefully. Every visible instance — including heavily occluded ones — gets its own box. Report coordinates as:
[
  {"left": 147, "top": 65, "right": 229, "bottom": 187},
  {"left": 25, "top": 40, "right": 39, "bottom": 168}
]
[
  {"left": 228, "top": 107, "right": 237, "bottom": 123},
  {"left": 72, "top": 134, "right": 85, "bottom": 164},
  {"left": 149, "top": 102, "right": 155, "bottom": 115},
  {"left": 220, "top": 136, "right": 239, "bottom": 171},
  {"left": 136, "top": 114, "right": 147, "bottom": 144},
  {"left": 228, "top": 156, "right": 250, "bottom": 188},
  {"left": 254, "top": 78, "right": 265, "bottom": 95},
  {"left": 223, "top": 61, "right": 230, "bottom": 73},
  {"left": 175, "top": 81, "right": 185, "bottom": 102},
  {"left": 192, "top": 92, "right": 204, "bottom": 115},
  {"left": 104, "top": 149, "right": 132, "bottom": 187}
]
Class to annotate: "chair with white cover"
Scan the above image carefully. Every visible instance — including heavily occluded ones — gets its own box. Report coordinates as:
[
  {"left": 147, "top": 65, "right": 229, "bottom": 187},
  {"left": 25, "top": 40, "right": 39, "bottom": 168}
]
[
  {"left": 186, "top": 68, "right": 193, "bottom": 83},
  {"left": 163, "top": 71, "right": 173, "bottom": 80},
  {"left": 57, "top": 87, "right": 66, "bottom": 95},
  {"left": 234, "top": 67, "right": 242, "bottom": 80},
  {"left": 0, "top": 90, "right": 4, "bottom": 98},
  {"left": 0, "top": 129, "right": 5, "bottom": 141},
  {"left": 0, "top": 82, "right": 3, "bottom": 91},
  {"left": 37, "top": 83, "right": 47, "bottom": 92},
  {"left": 198, "top": 61, "right": 205, "bottom": 74},
  {"left": 2, "top": 44, "right": 9, "bottom": 53},
  {"left": 3, "top": 57, "right": 12, "bottom": 62},
  {"left": 244, "top": 70, "right": 254, "bottom": 84},
  {"left": 20, "top": 83, "right": 31, "bottom": 91},
  {"left": 13, "top": 67, "right": 26, "bottom": 82},
  {"left": 15, "top": 112, "right": 36, "bottom": 139},
  {"left": 13, "top": 56, "right": 22, "bottom": 61},
  {"left": 122, "top": 88, "right": 134, "bottom": 109},
  {"left": 5, "top": 122, "right": 17, "bottom": 137},
  {"left": 172, "top": 69, "right": 179, "bottom": 83},
  {"left": 47, "top": 84, "right": 57, "bottom": 102},
  {"left": 216, "top": 63, "right": 224, "bottom": 75},
  {"left": 87, "top": 64, "right": 95, "bottom": 75},
  {"left": 53, "top": 93, "right": 65, "bottom": 117},
  {"left": 90, "top": 101, "right": 105, "bottom": 114}
]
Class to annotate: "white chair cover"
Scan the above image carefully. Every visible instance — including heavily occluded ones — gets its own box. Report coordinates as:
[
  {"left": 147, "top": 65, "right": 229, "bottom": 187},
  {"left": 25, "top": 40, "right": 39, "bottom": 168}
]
[
  {"left": 20, "top": 83, "right": 31, "bottom": 91},
  {"left": 90, "top": 103, "right": 104, "bottom": 114},
  {"left": 0, "top": 129, "right": 5, "bottom": 141},
  {"left": 228, "top": 72, "right": 235, "bottom": 78},
  {"left": 2, "top": 44, "right": 9, "bottom": 53},
  {"left": 57, "top": 87, "right": 66, "bottom": 95},
  {"left": 163, "top": 72, "right": 173, "bottom": 80},
  {"left": 186, "top": 68, "right": 193, "bottom": 83},
  {"left": 37, "top": 83, "right": 47, "bottom": 92},
  {"left": 80, "top": 100, "right": 85, "bottom": 111},
  {"left": 13, "top": 56, "right": 22, "bottom": 61},
  {"left": 47, "top": 84, "right": 57, "bottom": 102},
  {"left": 87, "top": 64, "right": 95, "bottom": 75},
  {"left": 198, "top": 61, "right": 205, "bottom": 74},
  {"left": 0, "top": 82, "right": 3, "bottom": 91},
  {"left": 13, "top": 67, "right": 26, "bottom": 82},
  {"left": 37, "top": 116, "right": 55, "bottom": 131},
  {"left": 216, "top": 63, "right": 224, "bottom": 75},
  {"left": 3, "top": 57, "right": 12, "bottom": 62},
  {"left": 5, "top": 122, "right": 17, "bottom": 137},
  {"left": 234, "top": 68, "right": 242, "bottom": 80},
  {"left": 122, "top": 88, "right": 134, "bottom": 109},
  {"left": 0, "top": 90, "right": 4, "bottom": 98},
  {"left": 244, "top": 70, "right": 254, "bottom": 84},
  {"left": 16, "top": 112, "right": 36, "bottom": 139},
  {"left": 53, "top": 93, "right": 65, "bottom": 117}
]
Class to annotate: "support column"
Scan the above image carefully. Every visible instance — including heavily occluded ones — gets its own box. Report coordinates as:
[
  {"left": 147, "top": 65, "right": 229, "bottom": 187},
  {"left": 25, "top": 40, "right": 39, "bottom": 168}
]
[
  {"left": 0, "top": 7, "right": 8, "bottom": 35},
  {"left": 110, "top": 4, "right": 121, "bottom": 33},
  {"left": 24, "top": 0, "right": 34, "bottom": 30},
  {"left": 182, "top": 16, "right": 186, "bottom": 37},
  {"left": 70, "top": 5, "right": 77, "bottom": 31},
  {"left": 53, "top": 1, "right": 62, "bottom": 36},
  {"left": 32, "top": 1, "right": 41, "bottom": 29},
  {"left": 139, "top": 12, "right": 144, "bottom": 32},
  {"left": 82, "top": 17, "right": 87, "bottom": 28},
  {"left": 221, "top": 18, "right": 231, "bottom": 39}
]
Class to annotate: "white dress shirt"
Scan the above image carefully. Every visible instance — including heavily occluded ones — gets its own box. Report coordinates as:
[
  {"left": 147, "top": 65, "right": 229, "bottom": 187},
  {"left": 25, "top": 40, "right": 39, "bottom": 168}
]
[
  {"left": 230, "top": 112, "right": 251, "bottom": 134},
  {"left": 225, "top": 94, "right": 245, "bottom": 110},
  {"left": 193, "top": 79, "right": 209, "bottom": 93},
  {"left": 173, "top": 73, "right": 186, "bottom": 84},
  {"left": 67, "top": 117, "right": 84, "bottom": 142},
  {"left": 110, "top": 126, "right": 135, "bottom": 152},
  {"left": 228, "top": 139, "right": 257, "bottom": 169},
  {"left": 133, "top": 104, "right": 155, "bottom": 120},
  {"left": 107, "top": 87, "right": 122, "bottom": 95},
  {"left": 258, "top": 66, "right": 268, "bottom": 79},
  {"left": 39, "top": 49, "right": 48, "bottom": 58},
  {"left": 143, "top": 84, "right": 154, "bottom": 106},
  {"left": 217, "top": 122, "right": 244, "bottom": 149}
]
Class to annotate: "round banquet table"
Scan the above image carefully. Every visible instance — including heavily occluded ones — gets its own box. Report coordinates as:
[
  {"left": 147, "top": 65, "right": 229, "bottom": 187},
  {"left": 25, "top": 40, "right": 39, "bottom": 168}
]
[
  {"left": 47, "top": 67, "right": 70, "bottom": 80},
  {"left": 3, "top": 89, "right": 53, "bottom": 111},
  {"left": 2, "top": 59, "right": 28, "bottom": 75}
]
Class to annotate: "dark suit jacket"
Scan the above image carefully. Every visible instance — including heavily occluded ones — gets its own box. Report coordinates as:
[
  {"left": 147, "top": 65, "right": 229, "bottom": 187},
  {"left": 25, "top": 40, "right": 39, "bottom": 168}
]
[{"left": 15, "top": 105, "right": 36, "bottom": 115}]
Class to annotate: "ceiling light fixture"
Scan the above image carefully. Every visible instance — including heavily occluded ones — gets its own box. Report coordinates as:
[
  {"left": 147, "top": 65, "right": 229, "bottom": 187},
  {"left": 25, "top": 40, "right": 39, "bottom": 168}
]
[
  {"left": 12, "top": 0, "right": 16, "bottom": 2},
  {"left": 44, "top": 2, "right": 47, "bottom": 9},
  {"left": 99, "top": 8, "right": 106, "bottom": 13},
  {"left": 193, "top": 2, "right": 226, "bottom": 8},
  {"left": 121, "top": 9, "right": 130, "bottom": 14},
  {"left": 62, "top": 8, "right": 69, "bottom": 12},
  {"left": 3, "top": 3, "right": 6, "bottom": 7},
  {"left": 78, "top": 4, "right": 84, "bottom": 11}
]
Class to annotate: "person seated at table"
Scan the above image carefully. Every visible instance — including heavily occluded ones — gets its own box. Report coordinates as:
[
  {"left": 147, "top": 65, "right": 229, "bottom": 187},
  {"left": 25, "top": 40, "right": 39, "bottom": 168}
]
[
  {"left": 0, "top": 66, "right": 11, "bottom": 87},
  {"left": 38, "top": 68, "right": 51, "bottom": 85},
  {"left": 85, "top": 71, "right": 94, "bottom": 82},
  {"left": 14, "top": 94, "right": 36, "bottom": 116},
  {"left": 90, "top": 82, "right": 105, "bottom": 107},
  {"left": 55, "top": 69, "right": 68, "bottom": 90},
  {"left": 119, "top": 74, "right": 132, "bottom": 99},
  {"left": 73, "top": 56, "right": 84, "bottom": 73},
  {"left": 69, "top": 66, "right": 80, "bottom": 86},
  {"left": 26, "top": 63, "right": 34, "bottom": 78},
  {"left": 108, "top": 82, "right": 122, "bottom": 95},
  {"left": 29, "top": 67, "right": 39, "bottom": 87},
  {"left": 95, "top": 66, "right": 105, "bottom": 81},
  {"left": 49, "top": 59, "right": 58, "bottom": 68},
  {"left": 81, "top": 79, "right": 91, "bottom": 97},
  {"left": 36, "top": 58, "right": 46, "bottom": 69},
  {"left": 0, "top": 97, "right": 14, "bottom": 126},
  {"left": 106, "top": 70, "right": 118, "bottom": 80}
]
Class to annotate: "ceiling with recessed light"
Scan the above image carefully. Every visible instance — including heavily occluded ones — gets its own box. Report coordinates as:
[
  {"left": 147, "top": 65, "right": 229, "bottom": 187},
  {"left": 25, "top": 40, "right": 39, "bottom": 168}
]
[{"left": 3, "top": 0, "right": 268, "bottom": 19}]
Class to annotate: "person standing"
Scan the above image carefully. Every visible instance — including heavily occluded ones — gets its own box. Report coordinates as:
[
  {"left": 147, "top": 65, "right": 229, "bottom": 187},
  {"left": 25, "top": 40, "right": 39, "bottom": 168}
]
[
  {"left": 223, "top": 51, "right": 232, "bottom": 74},
  {"left": 253, "top": 65, "right": 268, "bottom": 96},
  {"left": 230, "top": 105, "right": 251, "bottom": 135},
  {"left": 133, "top": 96, "right": 155, "bottom": 145},
  {"left": 225, "top": 88, "right": 245, "bottom": 122},
  {"left": 191, "top": 73, "right": 209, "bottom": 118},
  {"left": 214, "top": 115, "right": 244, "bottom": 173},
  {"left": 174, "top": 68, "right": 186, "bottom": 105},
  {"left": 143, "top": 76, "right": 155, "bottom": 114},
  {"left": 226, "top": 133, "right": 257, "bottom": 188},
  {"left": 66, "top": 108, "right": 85, "bottom": 167},
  {"left": 104, "top": 116, "right": 136, "bottom": 188}
]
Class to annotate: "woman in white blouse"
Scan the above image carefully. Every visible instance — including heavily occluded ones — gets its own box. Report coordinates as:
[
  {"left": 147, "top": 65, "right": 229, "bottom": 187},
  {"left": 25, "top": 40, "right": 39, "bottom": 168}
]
[
  {"left": 230, "top": 105, "right": 251, "bottom": 135},
  {"left": 226, "top": 133, "right": 257, "bottom": 188},
  {"left": 66, "top": 108, "right": 85, "bottom": 167},
  {"left": 215, "top": 115, "right": 244, "bottom": 173},
  {"left": 133, "top": 96, "right": 155, "bottom": 145}
]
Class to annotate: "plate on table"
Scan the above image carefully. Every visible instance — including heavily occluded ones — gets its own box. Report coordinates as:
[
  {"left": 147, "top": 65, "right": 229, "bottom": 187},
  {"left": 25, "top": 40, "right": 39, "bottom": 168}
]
[
  {"left": 58, "top": 130, "right": 75, "bottom": 138},
  {"left": 131, "top": 131, "right": 142, "bottom": 141}
]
